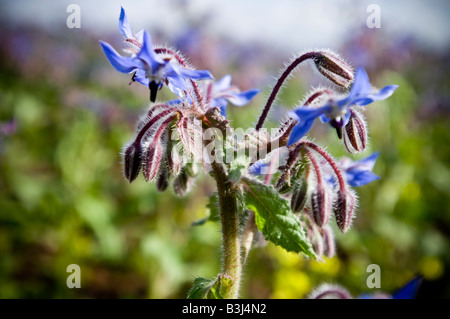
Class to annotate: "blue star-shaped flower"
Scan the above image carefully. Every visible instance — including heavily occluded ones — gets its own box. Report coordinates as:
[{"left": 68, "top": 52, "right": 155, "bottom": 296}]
[
  {"left": 287, "top": 67, "right": 398, "bottom": 146},
  {"left": 100, "top": 9, "right": 213, "bottom": 102},
  {"left": 210, "top": 75, "right": 260, "bottom": 116}
]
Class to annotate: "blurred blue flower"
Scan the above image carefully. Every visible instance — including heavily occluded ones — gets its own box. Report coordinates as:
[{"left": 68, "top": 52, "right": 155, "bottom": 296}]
[
  {"left": 211, "top": 75, "right": 260, "bottom": 116},
  {"left": 392, "top": 276, "right": 423, "bottom": 299},
  {"left": 358, "top": 276, "right": 422, "bottom": 299},
  {"left": 341, "top": 152, "right": 380, "bottom": 187},
  {"left": 287, "top": 67, "right": 398, "bottom": 146},
  {"left": 100, "top": 9, "right": 213, "bottom": 102}
]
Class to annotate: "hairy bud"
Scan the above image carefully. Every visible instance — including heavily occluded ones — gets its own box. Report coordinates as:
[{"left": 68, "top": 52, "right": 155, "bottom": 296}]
[
  {"left": 344, "top": 109, "right": 368, "bottom": 153},
  {"left": 142, "top": 139, "right": 164, "bottom": 182},
  {"left": 314, "top": 51, "right": 354, "bottom": 88},
  {"left": 334, "top": 189, "right": 357, "bottom": 233},
  {"left": 166, "top": 139, "right": 182, "bottom": 177},
  {"left": 123, "top": 142, "right": 142, "bottom": 183},
  {"left": 308, "top": 284, "right": 353, "bottom": 299},
  {"left": 322, "top": 225, "right": 335, "bottom": 258},
  {"left": 311, "top": 186, "right": 331, "bottom": 227},
  {"left": 156, "top": 168, "right": 169, "bottom": 192},
  {"left": 290, "top": 178, "right": 308, "bottom": 213},
  {"left": 173, "top": 168, "right": 192, "bottom": 197},
  {"left": 312, "top": 230, "right": 324, "bottom": 257}
]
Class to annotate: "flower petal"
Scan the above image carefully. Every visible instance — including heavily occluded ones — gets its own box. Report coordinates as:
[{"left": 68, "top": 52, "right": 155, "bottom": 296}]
[
  {"left": 100, "top": 41, "right": 138, "bottom": 73},
  {"left": 352, "top": 84, "right": 399, "bottom": 106},
  {"left": 214, "top": 75, "right": 232, "bottom": 91},
  {"left": 347, "top": 170, "right": 380, "bottom": 187},
  {"left": 348, "top": 67, "right": 372, "bottom": 99},
  {"left": 119, "top": 7, "right": 133, "bottom": 39},
  {"left": 137, "top": 31, "right": 165, "bottom": 75},
  {"left": 175, "top": 66, "right": 214, "bottom": 81},
  {"left": 133, "top": 69, "right": 150, "bottom": 86},
  {"left": 221, "top": 89, "right": 260, "bottom": 106},
  {"left": 287, "top": 106, "right": 331, "bottom": 146}
]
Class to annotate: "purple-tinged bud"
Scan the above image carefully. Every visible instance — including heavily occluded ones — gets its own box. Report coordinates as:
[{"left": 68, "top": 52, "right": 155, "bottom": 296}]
[
  {"left": 290, "top": 178, "right": 308, "bottom": 213},
  {"left": 123, "top": 142, "right": 142, "bottom": 183},
  {"left": 322, "top": 225, "right": 335, "bottom": 258},
  {"left": 167, "top": 140, "right": 182, "bottom": 176},
  {"left": 142, "top": 139, "right": 164, "bottom": 182},
  {"left": 156, "top": 168, "right": 169, "bottom": 192},
  {"left": 311, "top": 186, "right": 331, "bottom": 227},
  {"left": 312, "top": 231, "right": 324, "bottom": 257},
  {"left": 173, "top": 169, "right": 192, "bottom": 197},
  {"left": 308, "top": 284, "right": 353, "bottom": 299},
  {"left": 314, "top": 51, "right": 354, "bottom": 89},
  {"left": 177, "top": 117, "right": 198, "bottom": 157},
  {"left": 344, "top": 109, "right": 367, "bottom": 153},
  {"left": 334, "top": 189, "right": 357, "bottom": 233}
]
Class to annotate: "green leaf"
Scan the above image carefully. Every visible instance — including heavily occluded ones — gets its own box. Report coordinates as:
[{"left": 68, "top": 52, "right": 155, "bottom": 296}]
[
  {"left": 242, "top": 178, "right": 316, "bottom": 258},
  {"left": 187, "top": 277, "right": 215, "bottom": 299},
  {"left": 187, "top": 275, "right": 233, "bottom": 299},
  {"left": 228, "top": 150, "right": 250, "bottom": 183}
]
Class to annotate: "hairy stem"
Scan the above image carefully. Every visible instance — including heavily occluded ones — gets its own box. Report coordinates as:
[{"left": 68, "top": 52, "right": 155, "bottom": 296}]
[
  {"left": 211, "top": 162, "right": 242, "bottom": 299},
  {"left": 255, "top": 51, "right": 320, "bottom": 131}
]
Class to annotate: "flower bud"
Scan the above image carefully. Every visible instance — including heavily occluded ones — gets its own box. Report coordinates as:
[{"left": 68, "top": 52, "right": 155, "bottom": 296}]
[
  {"left": 156, "top": 168, "right": 169, "bottom": 192},
  {"left": 314, "top": 51, "right": 354, "bottom": 88},
  {"left": 290, "top": 178, "right": 308, "bottom": 213},
  {"left": 142, "top": 139, "right": 163, "bottom": 182},
  {"left": 123, "top": 142, "right": 142, "bottom": 183},
  {"left": 308, "top": 284, "right": 353, "bottom": 299},
  {"left": 322, "top": 225, "right": 335, "bottom": 258},
  {"left": 173, "top": 168, "right": 192, "bottom": 197},
  {"left": 344, "top": 109, "right": 367, "bottom": 153},
  {"left": 166, "top": 140, "right": 182, "bottom": 177},
  {"left": 312, "top": 230, "right": 324, "bottom": 257},
  {"left": 311, "top": 186, "right": 331, "bottom": 227},
  {"left": 334, "top": 189, "right": 357, "bottom": 233}
]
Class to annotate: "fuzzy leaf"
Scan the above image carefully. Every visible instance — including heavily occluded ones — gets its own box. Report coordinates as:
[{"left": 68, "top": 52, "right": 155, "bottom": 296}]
[
  {"left": 229, "top": 153, "right": 250, "bottom": 183},
  {"left": 243, "top": 178, "right": 316, "bottom": 258},
  {"left": 187, "top": 275, "right": 233, "bottom": 299},
  {"left": 187, "top": 277, "right": 215, "bottom": 299}
]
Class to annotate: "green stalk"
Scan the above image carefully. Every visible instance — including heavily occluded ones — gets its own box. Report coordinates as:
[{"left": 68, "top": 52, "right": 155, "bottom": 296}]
[{"left": 211, "top": 162, "right": 241, "bottom": 299}]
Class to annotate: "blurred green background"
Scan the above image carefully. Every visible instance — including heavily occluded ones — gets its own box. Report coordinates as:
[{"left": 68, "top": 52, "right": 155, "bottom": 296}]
[{"left": 0, "top": 1, "right": 449, "bottom": 298}]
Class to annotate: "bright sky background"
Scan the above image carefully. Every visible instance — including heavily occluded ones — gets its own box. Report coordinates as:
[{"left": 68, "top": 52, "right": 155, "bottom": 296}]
[{"left": 1, "top": 0, "right": 449, "bottom": 51}]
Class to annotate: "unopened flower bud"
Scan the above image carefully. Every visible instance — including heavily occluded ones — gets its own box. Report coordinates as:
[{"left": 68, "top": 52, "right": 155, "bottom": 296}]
[
  {"left": 308, "top": 284, "right": 353, "bottom": 299},
  {"left": 344, "top": 109, "right": 367, "bottom": 153},
  {"left": 123, "top": 142, "right": 142, "bottom": 183},
  {"left": 167, "top": 140, "right": 182, "bottom": 177},
  {"left": 334, "top": 189, "right": 357, "bottom": 233},
  {"left": 142, "top": 139, "right": 163, "bottom": 182},
  {"left": 314, "top": 51, "right": 354, "bottom": 88},
  {"left": 311, "top": 186, "right": 331, "bottom": 227},
  {"left": 156, "top": 168, "right": 169, "bottom": 192},
  {"left": 173, "top": 168, "right": 192, "bottom": 197},
  {"left": 322, "top": 225, "right": 335, "bottom": 258},
  {"left": 290, "top": 178, "right": 308, "bottom": 213},
  {"left": 312, "top": 230, "right": 324, "bottom": 257},
  {"left": 277, "top": 180, "right": 292, "bottom": 194}
]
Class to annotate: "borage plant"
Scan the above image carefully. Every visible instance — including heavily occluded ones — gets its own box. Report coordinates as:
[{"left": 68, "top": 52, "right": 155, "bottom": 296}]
[{"left": 100, "top": 7, "right": 398, "bottom": 299}]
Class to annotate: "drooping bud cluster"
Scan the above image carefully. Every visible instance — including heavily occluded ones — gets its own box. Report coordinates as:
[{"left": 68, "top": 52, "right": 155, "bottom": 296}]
[{"left": 268, "top": 138, "right": 361, "bottom": 258}]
